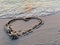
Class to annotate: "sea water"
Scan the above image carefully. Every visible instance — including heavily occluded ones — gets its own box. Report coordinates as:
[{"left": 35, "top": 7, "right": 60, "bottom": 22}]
[{"left": 0, "top": 0, "right": 60, "bottom": 18}]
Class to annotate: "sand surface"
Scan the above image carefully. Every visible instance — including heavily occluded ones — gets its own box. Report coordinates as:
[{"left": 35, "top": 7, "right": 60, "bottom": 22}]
[{"left": 0, "top": 15, "right": 60, "bottom": 45}]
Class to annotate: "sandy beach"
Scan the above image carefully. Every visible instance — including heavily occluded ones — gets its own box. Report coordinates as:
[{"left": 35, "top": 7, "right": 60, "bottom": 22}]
[
  {"left": 0, "top": 0, "right": 60, "bottom": 45},
  {"left": 0, "top": 14, "right": 60, "bottom": 45}
]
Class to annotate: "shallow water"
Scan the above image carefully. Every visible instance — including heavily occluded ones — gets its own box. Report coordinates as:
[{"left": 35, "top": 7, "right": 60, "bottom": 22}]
[{"left": 0, "top": 0, "right": 60, "bottom": 18}]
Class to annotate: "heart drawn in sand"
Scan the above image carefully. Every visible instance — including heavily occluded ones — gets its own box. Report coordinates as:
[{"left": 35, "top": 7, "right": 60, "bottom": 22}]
[{"left": 4, "top": 17, "right": 44, "bottom": 40}]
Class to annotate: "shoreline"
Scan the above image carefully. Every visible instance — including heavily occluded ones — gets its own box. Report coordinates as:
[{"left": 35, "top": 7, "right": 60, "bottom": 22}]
[{"left": 0, "top": 14, "right": 60, "bottom": 45}]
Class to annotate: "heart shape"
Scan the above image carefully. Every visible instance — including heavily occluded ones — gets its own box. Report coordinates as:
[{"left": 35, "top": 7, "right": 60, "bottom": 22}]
[{"left": 4, "top": 17, "right": 44, "bottom": 40}]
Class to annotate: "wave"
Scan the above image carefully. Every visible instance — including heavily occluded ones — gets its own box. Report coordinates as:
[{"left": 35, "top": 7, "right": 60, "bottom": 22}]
[{"left": 0, "top": 0, "right": 60, "bottom": 18}]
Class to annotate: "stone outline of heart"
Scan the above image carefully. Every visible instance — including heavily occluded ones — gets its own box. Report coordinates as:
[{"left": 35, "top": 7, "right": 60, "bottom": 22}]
[{"left": 4, "top": 17, "right": 44, "bottom": 40}]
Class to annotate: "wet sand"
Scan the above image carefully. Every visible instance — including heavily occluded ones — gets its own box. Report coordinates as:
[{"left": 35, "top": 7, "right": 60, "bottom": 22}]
[{"left": 0, "top": 14, "right": 60, "bottom": 45}]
